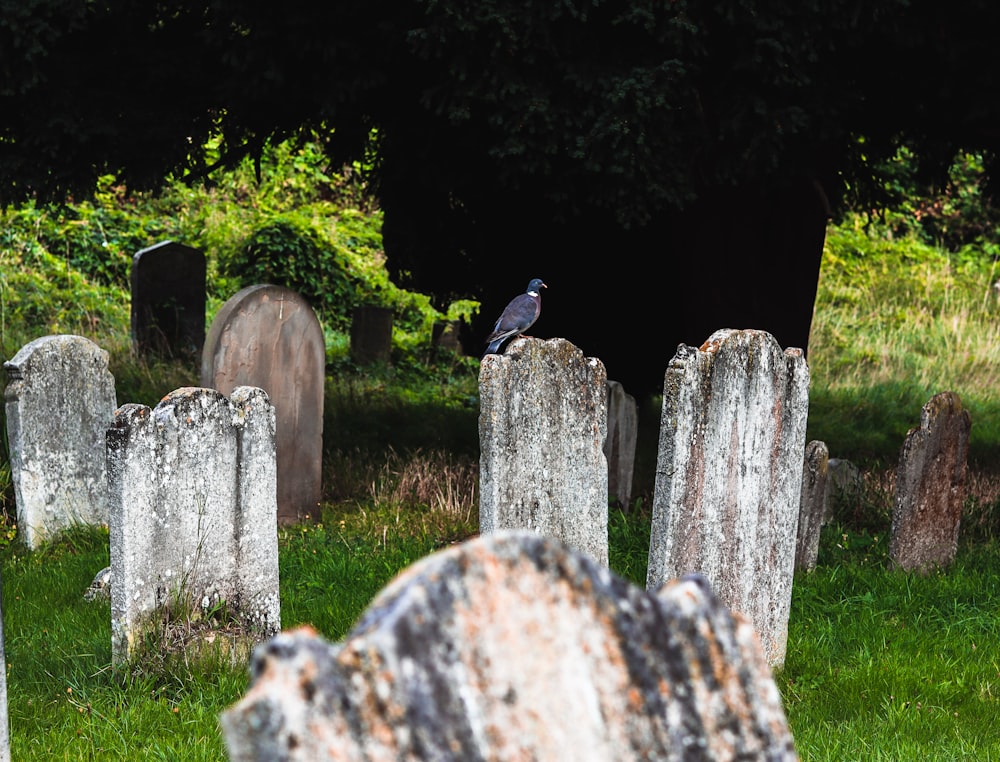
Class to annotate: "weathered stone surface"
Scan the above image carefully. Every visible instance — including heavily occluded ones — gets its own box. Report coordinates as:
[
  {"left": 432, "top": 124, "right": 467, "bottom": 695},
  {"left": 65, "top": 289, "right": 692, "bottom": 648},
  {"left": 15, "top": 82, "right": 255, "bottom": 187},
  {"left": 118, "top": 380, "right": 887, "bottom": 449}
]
[
  {"left": 4, "top": 335, "right": 117, "bottom": 548},
  {"left": 795, "top": 440, "right": 829, "bottom": 572},
  {"left": 825, "top": 458, "right": 864, "bottom": 524},
  {"left": 221, "top": 532, "right": 798, "bottom": 762},
  {"left": 201, "top": 284, "right": 324, "bottom": 524},
  {"left": 479, "top": 337, "right": 609, "bottom": 565},
  {"left": 107, "top": 386, "right": 280, "bottom": 665},
  {"left": 130, "top": 241, "right": 206, "bottom": 358},
  {"left": 647, "top": 329, "right": 810, "bottom": 667},
  {"left": 890, "top": 391, "right": 971, "bottom": 573},
  {"left": 605, "top": 379, "right": 638, "bottom": 510}
]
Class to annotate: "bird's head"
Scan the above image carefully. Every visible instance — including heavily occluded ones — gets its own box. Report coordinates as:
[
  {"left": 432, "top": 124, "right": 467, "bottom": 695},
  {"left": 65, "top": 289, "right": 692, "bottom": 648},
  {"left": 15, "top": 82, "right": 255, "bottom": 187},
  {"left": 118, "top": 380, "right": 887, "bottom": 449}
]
[{"left": 527, "top": 278, "right": 547, "bottom": 294}]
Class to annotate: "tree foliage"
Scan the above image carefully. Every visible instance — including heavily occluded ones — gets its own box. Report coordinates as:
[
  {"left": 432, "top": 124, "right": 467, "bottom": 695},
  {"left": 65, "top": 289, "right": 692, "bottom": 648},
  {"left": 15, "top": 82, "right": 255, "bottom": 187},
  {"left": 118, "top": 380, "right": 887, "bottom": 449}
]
[{"left": 5, "top": 0, "right": 1000, "bottom": 393}]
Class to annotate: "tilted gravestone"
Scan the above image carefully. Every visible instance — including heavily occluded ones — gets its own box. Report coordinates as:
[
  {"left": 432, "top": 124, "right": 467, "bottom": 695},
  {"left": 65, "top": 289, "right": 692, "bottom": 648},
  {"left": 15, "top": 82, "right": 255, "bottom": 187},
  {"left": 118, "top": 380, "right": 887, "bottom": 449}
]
[
  {"left": 130, "top": 241, "right": 206, "bottom": 358},
  {"left": 479, "top": 337, "right": 609, "bottom": 565},
  {"left": 647, "top": 329, "right": 810, "bottom": 667},
  {"left": 220, "top": 532, "right": 798, "bottom": 761},
  {"left": 890, "top": 391, "right": 972, "bottom": 573},
  {"left": 604, "top": 379, "right": 638, "bottom": 511},
  {"left": 201, "top": 285, "right": 325, "bottom": 524},
  {"left": 106, "top": 386, "right": 280, "bottom": 666},
  {"left": 3, "top": 335, "right": 117, "bottom": 548},
  {"left": 795, "top": 440, "right": 830, "bottom": 572}
]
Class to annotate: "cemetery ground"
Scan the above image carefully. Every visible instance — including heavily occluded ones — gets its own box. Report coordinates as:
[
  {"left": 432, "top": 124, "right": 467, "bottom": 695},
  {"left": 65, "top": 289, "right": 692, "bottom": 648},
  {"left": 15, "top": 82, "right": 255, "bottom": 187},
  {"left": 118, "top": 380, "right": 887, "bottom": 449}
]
[{"left": 3, "top": 146, "right": 1000, "bottom": 758}]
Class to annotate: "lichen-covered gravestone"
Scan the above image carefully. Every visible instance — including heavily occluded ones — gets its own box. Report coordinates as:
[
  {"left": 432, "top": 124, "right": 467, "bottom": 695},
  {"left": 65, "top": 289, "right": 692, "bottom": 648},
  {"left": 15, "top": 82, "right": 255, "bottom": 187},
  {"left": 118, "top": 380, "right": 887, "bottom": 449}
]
[
  {"left": 3, "top": 335, "right": 117, "bottom": 548},
  {"left": 890, "top": 391, "right": 971, "bottom": 573},
  {"left": 201, "top": 284, "right": 324, "bottom": 524},
  {"left": 221, "top": 532, "right": 798, "bottom": 761},
  {"left": 479, "top": 337, "right": 609, "bottom": 565},
  {"left": 130, "top": 241, "right": 206, "bottom": 358},
  {"left": 647, "top": 328, "right": 810, "bottom": 667},
  {"left": 107, "top": 386, "right": 280, "bottom": 666}
]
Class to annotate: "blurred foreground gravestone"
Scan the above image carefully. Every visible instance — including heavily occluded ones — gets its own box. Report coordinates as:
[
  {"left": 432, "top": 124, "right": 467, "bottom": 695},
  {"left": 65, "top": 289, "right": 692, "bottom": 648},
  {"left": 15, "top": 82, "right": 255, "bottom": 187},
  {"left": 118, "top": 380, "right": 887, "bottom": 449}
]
[
  {"left": 220, "top": 532, "right": 798, "bottom": 761},
  {"left": 604, "top": 379, "right": 637, "bottom": 510},
  {"left": 795, "top": 440, "right": 830, "bottom": 572},
  {"left": 890, "top": 391, "right": 971, "bottom": 573},
  {"left": 479, "top": 338, "right": 609, "bottom": 565},
  {"left": 130, "top": 241, "right": 206, "bottom": 358},
  {"left": 107, "top": 386, "right": 280, "bottom": 666},
  {"left": 647, "top": 329, "right": 810, "bottom": 667},
  {"left": 4, "top": 335, "right": 117, "bottom": 548},
  {"left": 202, "top": 285, "right": 324, "bottom": 524},
  {"left": 350, "top": 306, "right": 392, "bottom": 364}
]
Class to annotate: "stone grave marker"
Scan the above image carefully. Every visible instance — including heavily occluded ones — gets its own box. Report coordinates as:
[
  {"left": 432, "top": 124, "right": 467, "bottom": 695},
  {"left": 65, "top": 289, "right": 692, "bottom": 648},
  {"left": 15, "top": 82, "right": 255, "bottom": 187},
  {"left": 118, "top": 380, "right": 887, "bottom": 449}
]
[
  {"left": 890, "top": 391, "right": 971, "bottom": 573},
  {"left": 130, "top": 241, "right": 206, "bottom": 358},
  {"left": 350, "top": 305, "right": 392, "bottom": 364},
  {"left": 201, "top": 284, "right": 325, "bottom": 524},
  {"left": 604, "top": 379, "right": 638, "bottom": 510},
  {"left": 825, "top": 457, "right": 864, "bottom": 524},
  {"left": 221, "top": 532, "right": 798, "bottom": 761},
  {"left": 107, "top": 386, "right": 280, "bottom": 665},
  {"left": 479, "top": 337, "right": 609, "bottom": 565},
  {"left": 795, "top": 440, "right": 829, "bottom": 572},
  {"left": 4, "top": 335, "right": 117, "bottom": 548},
  {"left": 646, "top": 328, "right": 810, "bottom": 667}
]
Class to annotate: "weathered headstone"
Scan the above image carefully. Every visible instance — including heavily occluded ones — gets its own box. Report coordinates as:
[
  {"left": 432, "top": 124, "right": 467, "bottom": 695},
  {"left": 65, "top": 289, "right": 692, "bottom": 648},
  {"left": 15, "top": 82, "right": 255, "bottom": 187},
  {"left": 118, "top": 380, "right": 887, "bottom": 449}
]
[
  {"left": 4, "top": 335, "right": 117, "bottom": 548},
  {"left": 479, "top": 337, "right": 609, "bottom": 565},
  {"left": 107, "top": 386, "right": 280, "bottom": 666},
  {"left": 795, "top": 440, "right": 830, "bottom": 572},
  {"left": 350, "top": 306, "right": 392, "bottom": 364},
  {"left": 646, "top": 329, "right": 810, "bottom": 667},
  {"left": 890, "top": 391, "right": 971, "bottom": 573},
  {"left": 825, "top": 457, "right": 864, "bottom": 524},
  {"left": 201, "top": 285, "right": 325, "bottom": 524},
  {"left": 221, "top": 532, "right": 798, "bottom": 762},
  {"left": 604, "top": 379, "right": 638, "bottom": 510},
  {"left": 130, "top": 241, "right": 206, "bottom": 358}
]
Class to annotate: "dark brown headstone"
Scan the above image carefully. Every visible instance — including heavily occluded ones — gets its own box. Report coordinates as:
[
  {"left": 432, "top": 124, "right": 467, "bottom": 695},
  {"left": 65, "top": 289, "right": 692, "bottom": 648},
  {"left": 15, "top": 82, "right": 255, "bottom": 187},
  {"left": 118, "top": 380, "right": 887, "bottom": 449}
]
[
  {"left": 350, "top": 306, "right": 392, "bottom": 364},
  {"left": 130, "top": 241, "right": 206, "bottom": 358},
  {"left": 890, "top": 391, "right": 971, "bottom": 573},
  {"left": 201, "top": 285, "right": 324, "bottom": 524}
]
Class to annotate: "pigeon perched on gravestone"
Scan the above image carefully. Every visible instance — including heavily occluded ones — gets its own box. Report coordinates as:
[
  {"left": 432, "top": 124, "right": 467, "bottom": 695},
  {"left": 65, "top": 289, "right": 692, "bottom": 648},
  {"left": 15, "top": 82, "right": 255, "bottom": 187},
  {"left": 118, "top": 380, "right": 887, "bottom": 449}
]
[{"left": 483, "top": 278, "right": 547, "bottom": 356}]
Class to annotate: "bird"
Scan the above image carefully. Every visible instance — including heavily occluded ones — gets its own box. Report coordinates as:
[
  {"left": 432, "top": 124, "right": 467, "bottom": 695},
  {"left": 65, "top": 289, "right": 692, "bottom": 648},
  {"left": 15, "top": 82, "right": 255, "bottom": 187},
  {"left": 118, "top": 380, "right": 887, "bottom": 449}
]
[{"left": 483, "top": 278, "right": 547, "bottom": 355}]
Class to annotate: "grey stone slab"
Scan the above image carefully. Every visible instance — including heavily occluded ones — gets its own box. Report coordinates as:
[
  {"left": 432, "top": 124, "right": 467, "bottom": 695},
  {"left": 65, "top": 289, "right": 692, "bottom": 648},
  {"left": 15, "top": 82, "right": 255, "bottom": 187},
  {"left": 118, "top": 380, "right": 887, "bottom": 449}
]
[
  {"left": 479, "top": 337, "right": 609, "bottom": 565},
  {"left": 646, "top": 329, "right": 810, "bottom": 667},
  {"left": 795, "top": 440, "right": 829, "bottom": 572},
  {"left": 604, "top": 379, "right": 638, "bottom": 510},
  {"left": 3, "top": 335, "right": 117, "bottom": 548}
]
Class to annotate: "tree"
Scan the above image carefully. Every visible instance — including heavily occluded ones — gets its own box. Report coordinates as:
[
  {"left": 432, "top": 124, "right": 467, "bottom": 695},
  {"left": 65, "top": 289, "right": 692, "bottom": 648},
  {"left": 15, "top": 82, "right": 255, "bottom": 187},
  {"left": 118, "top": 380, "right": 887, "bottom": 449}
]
[{"left": 4, "top": 0, "right": 1000, "bottom": 395}]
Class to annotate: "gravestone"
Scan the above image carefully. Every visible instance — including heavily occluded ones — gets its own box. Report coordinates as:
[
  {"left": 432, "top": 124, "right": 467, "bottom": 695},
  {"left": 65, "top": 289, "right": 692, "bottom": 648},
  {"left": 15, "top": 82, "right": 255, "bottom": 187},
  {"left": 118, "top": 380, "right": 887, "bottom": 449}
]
[
  {"left": 221, "top": 532, "right": 798, "bottom": 761},
  {"left": 107, "top": 386, "right": 280, "bottom": 665},
  {"left": 350, "top": 306, "right": 392, "bottom": 365},
  {"left": 646, "top": 328, "right": 810, "bottom": 667},
  {"left": 825, "top": 457, "right": 864, "bottom": 523},
  {"left": 604, "top": 380, "right": 638, "bottom": 510},
  {"left": 479, "top": 337, "right": 609, "bottom": 565},
  {"left": 201, "top": 285, "right": 325, "bottom": 524},
  {"left": 4, "top": 335, "right": 117, "bottom": 548},
  {"left": 890, "top": 391, "right": 971, "bottom": 573},
  {"left": 130, "top": 241, "right": 206, "bottom": 358},
  {"left": 795, "top": 440, "right": 830, "bottom": 572}
]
